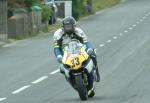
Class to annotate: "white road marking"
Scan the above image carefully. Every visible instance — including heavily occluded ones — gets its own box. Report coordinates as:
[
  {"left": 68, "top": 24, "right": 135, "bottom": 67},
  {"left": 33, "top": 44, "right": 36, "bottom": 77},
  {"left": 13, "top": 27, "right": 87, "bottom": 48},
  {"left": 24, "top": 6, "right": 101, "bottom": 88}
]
[
  {"left": 50, "top": 69, "right": 60, "bottom": 75},
  {"left": 0, "top": 98, "right": 7, "bottom": 102},
  {"left": 132, "top": 24, "right": 136, "bottom": 27},
  {"left": 129, "top": 27, "right": 133, "bottom": 30},
  {"left": 140, "top": 19, "right": 143, "bottom": 22},
  {"left": 107, "top": 40, "right": 112, "bottom": 43},
  {"left": 124, "top": 30, "right": 128, "bottom": 33},
  {"left": 143, "top": 16, "right": 146, "bottom": 19},
  {"left": 145, "top": 14, "right": 148, "bottom": 16},
  {"left": 2, "top": 42, "right": 17, "bottom": 47},
  {"left": 136, "top": 21, "right": 140, "bottom": 24},
  {"left": 32, "top": 76, "right": 48, "bottom": 84},
  {"left": 99, "top": 44, "right": 105, "bottom": 47},
  {"left": 12, "top": 85, "right": 30, "bottom": 94},
  {"left": 119, "top": 33, "right": 123, "bottom": 36},
  {"left": 113, "top": 36, "right": 118, "bottom": 39}
]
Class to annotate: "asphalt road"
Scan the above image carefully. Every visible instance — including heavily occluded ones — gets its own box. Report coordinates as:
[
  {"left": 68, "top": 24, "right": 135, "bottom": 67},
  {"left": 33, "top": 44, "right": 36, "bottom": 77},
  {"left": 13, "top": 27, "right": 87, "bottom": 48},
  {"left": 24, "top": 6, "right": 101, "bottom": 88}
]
[{"left": 1, "top": 0, "right": 150, "bottom": 102}]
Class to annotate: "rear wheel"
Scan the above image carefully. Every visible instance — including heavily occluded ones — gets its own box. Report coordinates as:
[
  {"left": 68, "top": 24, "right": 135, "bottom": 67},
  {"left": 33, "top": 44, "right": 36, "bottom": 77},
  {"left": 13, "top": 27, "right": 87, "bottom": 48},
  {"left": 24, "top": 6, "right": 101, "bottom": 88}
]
[{"left": 75, "top": 75, "right": 88, "bottom": 100}]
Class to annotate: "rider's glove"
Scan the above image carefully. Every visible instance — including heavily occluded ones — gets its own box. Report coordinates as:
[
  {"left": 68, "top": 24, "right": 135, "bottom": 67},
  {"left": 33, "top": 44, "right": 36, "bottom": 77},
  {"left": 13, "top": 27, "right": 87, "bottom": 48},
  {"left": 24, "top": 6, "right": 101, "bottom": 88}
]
[
  {"left": 87, "top": 48, "right": 95, "bottom": 57},
  {"left": 57, "top": 55, "right": 63, "bottom": 63}
]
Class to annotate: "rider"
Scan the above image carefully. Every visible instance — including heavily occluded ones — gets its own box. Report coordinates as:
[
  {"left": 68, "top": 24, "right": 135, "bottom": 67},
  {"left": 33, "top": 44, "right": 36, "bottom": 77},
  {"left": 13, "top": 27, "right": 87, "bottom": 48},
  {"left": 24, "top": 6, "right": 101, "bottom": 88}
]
[{"left": 53, "top": 16, "right": 99, "bottom": 95}]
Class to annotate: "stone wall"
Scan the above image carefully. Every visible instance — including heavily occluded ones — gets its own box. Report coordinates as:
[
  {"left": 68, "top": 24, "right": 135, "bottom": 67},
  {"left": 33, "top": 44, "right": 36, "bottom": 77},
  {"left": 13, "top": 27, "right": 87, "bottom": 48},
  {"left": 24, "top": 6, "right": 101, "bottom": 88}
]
[
  {"left": 0, "top": 0, "right": 7, "bottom": 41},
  {"left": 8, "top": 9, "right": 42, "bottom": 38}
]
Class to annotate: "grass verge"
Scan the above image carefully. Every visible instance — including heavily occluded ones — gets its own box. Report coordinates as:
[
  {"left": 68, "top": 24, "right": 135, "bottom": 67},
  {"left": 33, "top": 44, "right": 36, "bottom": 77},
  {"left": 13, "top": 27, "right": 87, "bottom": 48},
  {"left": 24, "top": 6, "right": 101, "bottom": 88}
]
[
  {"left": 93, "top": 0, "right": 121, "bottom": 12},
  {"left": 47, "top": 21, "right": 62, "bottom": 33}
]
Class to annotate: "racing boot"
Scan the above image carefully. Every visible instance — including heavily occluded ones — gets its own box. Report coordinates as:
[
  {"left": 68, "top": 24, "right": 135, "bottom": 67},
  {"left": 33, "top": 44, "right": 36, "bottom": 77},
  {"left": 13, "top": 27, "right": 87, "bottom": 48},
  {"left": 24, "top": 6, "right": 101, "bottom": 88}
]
[
  {"left": 88, "top": 87, "right": 95, "bottom": 98},
  {"left": 87, "top": 72, "right": 95, "bottom": 97}
]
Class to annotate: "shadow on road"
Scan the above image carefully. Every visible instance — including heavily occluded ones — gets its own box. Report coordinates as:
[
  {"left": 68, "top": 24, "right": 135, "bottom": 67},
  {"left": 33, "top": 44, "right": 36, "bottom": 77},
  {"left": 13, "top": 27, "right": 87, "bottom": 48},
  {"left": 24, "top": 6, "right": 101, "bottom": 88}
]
[{"left": 56, "top": 96, "right": 104, "bottom": 102}]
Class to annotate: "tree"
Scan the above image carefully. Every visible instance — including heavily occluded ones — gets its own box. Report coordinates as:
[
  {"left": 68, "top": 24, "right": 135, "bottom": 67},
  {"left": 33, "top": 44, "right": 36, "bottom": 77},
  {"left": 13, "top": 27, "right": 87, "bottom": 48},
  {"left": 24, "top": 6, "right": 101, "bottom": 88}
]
[
  {"left": 24, "top": 0, "right": 40, "bottom": 7},
  {"left": 8, "top": 0, "right": 41, "bottom": 8}
]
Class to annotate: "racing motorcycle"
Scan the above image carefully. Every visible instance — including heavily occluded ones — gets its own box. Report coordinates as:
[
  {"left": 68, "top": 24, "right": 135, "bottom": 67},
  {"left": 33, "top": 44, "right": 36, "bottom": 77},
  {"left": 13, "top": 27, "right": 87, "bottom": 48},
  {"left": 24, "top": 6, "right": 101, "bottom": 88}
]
[{"left": 61, "top": 41, "right": 100, "bottom": 100}]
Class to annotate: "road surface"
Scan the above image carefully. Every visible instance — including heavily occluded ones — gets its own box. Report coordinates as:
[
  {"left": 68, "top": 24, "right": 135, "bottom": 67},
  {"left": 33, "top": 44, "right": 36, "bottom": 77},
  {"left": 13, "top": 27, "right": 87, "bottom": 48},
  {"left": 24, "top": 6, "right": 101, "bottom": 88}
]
[{"left": 0, "top": 0, "right": 150, "bottom": 102}]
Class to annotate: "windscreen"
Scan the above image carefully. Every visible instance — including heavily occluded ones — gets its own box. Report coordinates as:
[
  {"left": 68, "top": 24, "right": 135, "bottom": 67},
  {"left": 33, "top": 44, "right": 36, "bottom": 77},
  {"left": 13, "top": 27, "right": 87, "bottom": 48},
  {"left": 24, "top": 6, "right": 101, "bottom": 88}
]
[{"left": 64, "top": 41, "right": 83, "bottom": 54}]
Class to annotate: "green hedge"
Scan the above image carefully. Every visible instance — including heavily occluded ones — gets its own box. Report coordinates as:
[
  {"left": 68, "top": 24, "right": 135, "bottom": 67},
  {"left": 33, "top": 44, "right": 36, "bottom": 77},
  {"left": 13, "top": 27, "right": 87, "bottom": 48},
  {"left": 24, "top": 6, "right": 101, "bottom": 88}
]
[
  {"left": 40, "top": 5, "right": 51, "bottom": 23},
  {"left": 93, "top": 0, "right": 120, "bottom": 11},
  {"left": 24, "top": 0, "right": 40, "bottom": 7},
  {"left": 72, "top": 0, "right": 85, "bottom": 20},
  {"left": 72, "top": 0, "right": 120, "bottom": 20}
]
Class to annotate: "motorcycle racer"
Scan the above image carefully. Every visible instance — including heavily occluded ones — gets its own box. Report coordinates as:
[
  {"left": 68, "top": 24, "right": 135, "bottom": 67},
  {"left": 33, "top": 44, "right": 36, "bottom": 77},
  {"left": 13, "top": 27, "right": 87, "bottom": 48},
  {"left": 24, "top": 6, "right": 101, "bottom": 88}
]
[{"left": 53, "top": 16, "right": 99, "bottom": 96}]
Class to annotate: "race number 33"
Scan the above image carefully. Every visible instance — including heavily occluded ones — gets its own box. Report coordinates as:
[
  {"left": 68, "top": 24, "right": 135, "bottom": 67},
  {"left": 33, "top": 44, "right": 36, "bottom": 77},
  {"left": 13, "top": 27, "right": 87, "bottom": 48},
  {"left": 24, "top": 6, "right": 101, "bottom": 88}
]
[{"left": 71, "top": 57, "right": 80, "bottom": 68}]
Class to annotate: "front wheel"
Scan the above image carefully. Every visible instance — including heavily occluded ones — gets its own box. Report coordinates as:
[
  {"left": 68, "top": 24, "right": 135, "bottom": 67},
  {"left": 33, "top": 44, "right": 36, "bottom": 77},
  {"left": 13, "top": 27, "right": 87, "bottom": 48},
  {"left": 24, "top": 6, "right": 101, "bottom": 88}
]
[{"left": 75, "top": 74, "right": 88, "bottom": 100}]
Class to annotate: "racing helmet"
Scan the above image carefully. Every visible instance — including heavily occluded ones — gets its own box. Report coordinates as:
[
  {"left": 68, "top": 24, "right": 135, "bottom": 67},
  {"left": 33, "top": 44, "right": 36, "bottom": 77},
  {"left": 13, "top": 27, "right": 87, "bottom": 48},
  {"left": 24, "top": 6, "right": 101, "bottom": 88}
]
[{"left": 62, "top": 16, "right": 76, "bottom": 34}]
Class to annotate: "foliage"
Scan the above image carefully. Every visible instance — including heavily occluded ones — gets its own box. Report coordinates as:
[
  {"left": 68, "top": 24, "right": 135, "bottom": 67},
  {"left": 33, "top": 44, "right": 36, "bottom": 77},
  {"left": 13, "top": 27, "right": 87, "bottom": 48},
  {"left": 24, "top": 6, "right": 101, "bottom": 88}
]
[
  {"left": 40, "top": 5, "right": 51, "bottom": 23},
  {"left": 93, "top": 0, "right": 120, "bottom": 11},
  {"left": 72, "top": 0, "right": 85, "bottom": 20},
  {"left": 72, "top": 0, "right": 120, "bottom": 20},
  {"left": 8, "top": 0, "right": 41, "bottom": 8},
  {"left": 24, "top": 0, "right": 40, "bottom": 7}
]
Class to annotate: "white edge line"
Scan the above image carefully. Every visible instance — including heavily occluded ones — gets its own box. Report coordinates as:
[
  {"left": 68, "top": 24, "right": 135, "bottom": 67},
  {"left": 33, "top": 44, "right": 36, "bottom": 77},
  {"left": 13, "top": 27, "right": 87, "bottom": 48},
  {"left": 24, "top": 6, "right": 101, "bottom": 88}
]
[
  {"left": 0, "top": 98, "right": 7, "bottom": 102},
  {"left": 143, "top": 17, "right": 146, "bottom": 19},
  {"left": 119, "top": 33, "right": 123, "bottom": 36},
  {"left": 113, "top": 36, "right": 118, "bottom": 39},
  {"left": 140, "top": 19, "right": 143, "bottom": 21},
  {"left": 99, "top": 44, "right": 105, "bottom": 47},
  {"left": 132, "top": 24, "right": 136, "bottom": 27},
  {"left": 107, "top": 40, "right": 111, "bottom": 43},
  {"left": 32, "top": 76, "right": 48, "bottom": 84},
  {"left": 124, "top": 30, "right": 128, "bottom": 33},
  {"left": 145, "top": 13, "right": 149, "bottom": 16},
  {"left": 3, "top": 43, "right": 15, "bottom": 47},
  {"left": 136, "top": 21, "right": 140, "bottom": 24},
  {"left": 12, "top": 85, "right": 30, "bottom": 94},
  {"left": 50, "top": 69, "right": 60, "bottom": 75}
]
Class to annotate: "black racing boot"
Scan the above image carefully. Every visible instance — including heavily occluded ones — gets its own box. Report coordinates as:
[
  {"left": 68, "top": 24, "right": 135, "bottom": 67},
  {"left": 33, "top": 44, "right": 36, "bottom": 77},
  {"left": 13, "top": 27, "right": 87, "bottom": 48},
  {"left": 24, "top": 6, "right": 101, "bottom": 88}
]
[{"left": 88, "top": 87, "right": 95, "bottom": 98}]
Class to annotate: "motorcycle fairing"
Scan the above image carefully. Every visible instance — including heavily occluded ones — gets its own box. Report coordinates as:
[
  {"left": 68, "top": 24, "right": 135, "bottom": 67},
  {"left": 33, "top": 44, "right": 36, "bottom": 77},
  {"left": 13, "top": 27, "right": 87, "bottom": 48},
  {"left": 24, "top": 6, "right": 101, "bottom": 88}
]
[{"left": 62, "top": 47, "right": 89, "bottom": 70}]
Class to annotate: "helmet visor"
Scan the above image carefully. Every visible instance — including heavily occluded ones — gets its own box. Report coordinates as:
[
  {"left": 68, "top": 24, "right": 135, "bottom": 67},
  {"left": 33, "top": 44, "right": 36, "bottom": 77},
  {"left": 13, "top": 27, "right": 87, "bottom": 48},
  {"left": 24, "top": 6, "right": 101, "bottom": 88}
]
[{"left": 64, "top": 24, "right": 73, "bottom": 33}]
